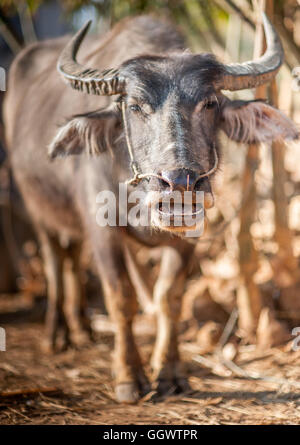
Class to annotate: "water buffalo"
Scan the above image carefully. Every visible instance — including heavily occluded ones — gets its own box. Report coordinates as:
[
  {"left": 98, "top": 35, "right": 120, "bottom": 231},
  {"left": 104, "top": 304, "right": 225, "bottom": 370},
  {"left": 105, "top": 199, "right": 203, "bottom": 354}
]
[{"left": 3, "top": 14, "right": 298, "bottom": 403}]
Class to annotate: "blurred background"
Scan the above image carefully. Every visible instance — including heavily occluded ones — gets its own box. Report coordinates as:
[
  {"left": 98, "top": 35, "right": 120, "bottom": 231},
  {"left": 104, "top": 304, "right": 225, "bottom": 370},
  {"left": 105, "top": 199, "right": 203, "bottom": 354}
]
[{"left": 1, "top": 0, "right": 300, "bottom": 350}]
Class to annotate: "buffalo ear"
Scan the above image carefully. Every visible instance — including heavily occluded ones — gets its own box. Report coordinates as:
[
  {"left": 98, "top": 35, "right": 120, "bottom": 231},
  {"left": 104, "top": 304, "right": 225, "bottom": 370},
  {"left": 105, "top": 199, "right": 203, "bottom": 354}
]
[
  {"left": 48, "top": 108, "right": 120, "bottom": 159},
  {"left": 221, "top": 99, "right": 298, "bottom": 143}
]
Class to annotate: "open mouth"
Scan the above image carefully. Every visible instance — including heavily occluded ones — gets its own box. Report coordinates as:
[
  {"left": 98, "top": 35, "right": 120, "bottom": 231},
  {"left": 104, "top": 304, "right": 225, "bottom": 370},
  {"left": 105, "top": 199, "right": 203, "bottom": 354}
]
[
  {"left": 153, "top": 199, "right": 204, "bottom": 232},
  {"left": 156, "top": 201, "right": 201, "bottom": 217}
]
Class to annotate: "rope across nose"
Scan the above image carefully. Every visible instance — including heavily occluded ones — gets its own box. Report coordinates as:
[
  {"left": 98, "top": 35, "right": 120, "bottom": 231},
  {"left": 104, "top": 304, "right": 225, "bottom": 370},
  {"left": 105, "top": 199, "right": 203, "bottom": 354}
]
[{"left": 121, "top": 100, "right": 219, "bottom": 186}]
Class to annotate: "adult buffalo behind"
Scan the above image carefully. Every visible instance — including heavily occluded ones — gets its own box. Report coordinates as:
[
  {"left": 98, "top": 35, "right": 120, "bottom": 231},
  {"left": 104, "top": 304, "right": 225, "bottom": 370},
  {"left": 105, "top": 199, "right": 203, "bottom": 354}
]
[{"left": 3, "top": 14, "right": 298, "bottom": 403}]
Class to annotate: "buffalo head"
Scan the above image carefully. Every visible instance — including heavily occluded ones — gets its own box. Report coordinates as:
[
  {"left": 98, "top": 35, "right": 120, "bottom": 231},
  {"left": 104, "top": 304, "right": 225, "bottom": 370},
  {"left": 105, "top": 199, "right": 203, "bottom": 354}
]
[{"left": 49, "top": 14, "right": 298, "bottom": 235}]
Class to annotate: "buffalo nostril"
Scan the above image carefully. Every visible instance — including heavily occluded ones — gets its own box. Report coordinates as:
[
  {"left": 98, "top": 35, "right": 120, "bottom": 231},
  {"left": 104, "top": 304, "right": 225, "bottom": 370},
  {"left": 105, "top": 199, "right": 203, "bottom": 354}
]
[
  {"left": 158, "top": 176, "right": 171, "bottom": 190},
  {"left": 194, "top": 178, "right": 205, "bottom": 191},
  {"left": 160, "top": 169, "right": 200, "bottom": 192}
]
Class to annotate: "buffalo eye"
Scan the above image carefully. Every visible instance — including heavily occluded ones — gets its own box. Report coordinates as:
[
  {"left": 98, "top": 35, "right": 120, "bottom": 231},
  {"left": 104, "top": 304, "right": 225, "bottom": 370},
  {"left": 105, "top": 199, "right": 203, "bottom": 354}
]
[{"left": 129, "top": 104, "right": 142, "bottom": 113}]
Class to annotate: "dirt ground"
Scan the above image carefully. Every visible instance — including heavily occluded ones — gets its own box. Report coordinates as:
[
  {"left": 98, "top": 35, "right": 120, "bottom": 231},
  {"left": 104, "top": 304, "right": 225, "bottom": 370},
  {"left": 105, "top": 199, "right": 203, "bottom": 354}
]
[{"left": 1, "top": 295, "right": 300, "bottom": 426}]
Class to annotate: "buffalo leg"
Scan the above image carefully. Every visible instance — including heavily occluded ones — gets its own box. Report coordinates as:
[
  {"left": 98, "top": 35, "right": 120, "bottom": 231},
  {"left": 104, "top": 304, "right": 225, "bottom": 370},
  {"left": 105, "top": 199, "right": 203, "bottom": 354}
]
[
  {"left": 94, "top": 231, "right": 150, "bottom": 403},
  {"left": 63, "top": 242, "right": 92, "bottom": 347},
  {"left": 151, "top": 246, "right": 192, "bottom": 395},
  {"left": 38, "top": 229, "right": 68, "bottom": 352}
]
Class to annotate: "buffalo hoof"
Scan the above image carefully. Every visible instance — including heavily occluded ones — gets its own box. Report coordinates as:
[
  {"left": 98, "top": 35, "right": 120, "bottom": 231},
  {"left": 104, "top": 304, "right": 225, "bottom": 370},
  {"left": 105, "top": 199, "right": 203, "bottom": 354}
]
[
  {"left": 115, "top": 375, "right": 151, "bottom": 404},
  {"left": 175, "top": 377, "right": 192, "bottom": 393},
  {"left": 155, "top": 377, "right": 191, "bottom": 396},
  {"left": 41, "top": 335, "right": 70, "bottom": 354},
  {"left": 40, "top": 338, "right": 56, "bottom": 355},
  {"left": 115, "top": 382, "right": 140, "bottom": 404},
  {"left": 41, "top": 328, "right": 92, "bottom": 354},
  {"left": 138, "top": 376, "right": 152, "bottom": 398},
  {"left": 69, "top": 330, "right": 93, "bottom": 349}
]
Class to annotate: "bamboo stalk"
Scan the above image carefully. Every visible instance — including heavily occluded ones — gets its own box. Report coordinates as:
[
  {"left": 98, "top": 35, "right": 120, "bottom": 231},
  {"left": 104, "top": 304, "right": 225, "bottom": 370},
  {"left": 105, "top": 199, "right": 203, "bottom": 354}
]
[
  {"left": 225, "top": 11, "right": 241, "bottom": 63},
  {"left": 237, "top": 143, "right": 263, "bottom": 336},
  {"left": 237, "top": 0, "right": 265, "bottom": 337},
  {"left": 213, "top": 0, "right": 300, "bottom": 70},
  {"left": 183, "top": 0, "right": 226, "bottom": 59},
  {"left": 266, "top": 0, "right": 299, "bottom": 286},
  {"left": 0, "top": 18, "right": 22, "bottom": 54},
  {"left": 17, "top": 1, "right": 37, "bottom": 44},
  {"left": 238, "top": 0, "right": 299, "bottom": 338}
]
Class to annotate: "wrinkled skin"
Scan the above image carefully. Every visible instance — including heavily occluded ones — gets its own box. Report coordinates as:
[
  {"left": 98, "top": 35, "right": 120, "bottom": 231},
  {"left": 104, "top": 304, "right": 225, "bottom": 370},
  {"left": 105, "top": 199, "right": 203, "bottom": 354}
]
[{"left": 4, "top": 16, "right": 298, "bottom": 403}]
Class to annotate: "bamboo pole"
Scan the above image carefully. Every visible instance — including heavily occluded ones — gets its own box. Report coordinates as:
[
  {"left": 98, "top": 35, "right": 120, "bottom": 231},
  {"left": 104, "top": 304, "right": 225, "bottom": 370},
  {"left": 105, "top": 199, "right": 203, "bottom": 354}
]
[
  {"left": 17, "top": 1, "right": 37, "bottom": 44},
  {"left": 183, "top": 0, "right": 226, "bottom": 58},
  {"left": 266, "top": 0, "right": 300, "bottom": 287},
  {"left": 236, "top": 0, "right": 266, "bottom": 338},
  {"left": 238, "top": 0, "right": 299, "bottom": 340},
  {"left": 213, "top": 0, "right": 300, "bottom": 70},
  {"left": 0, "top": 18, "right": 22, "bottom": 54}
]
